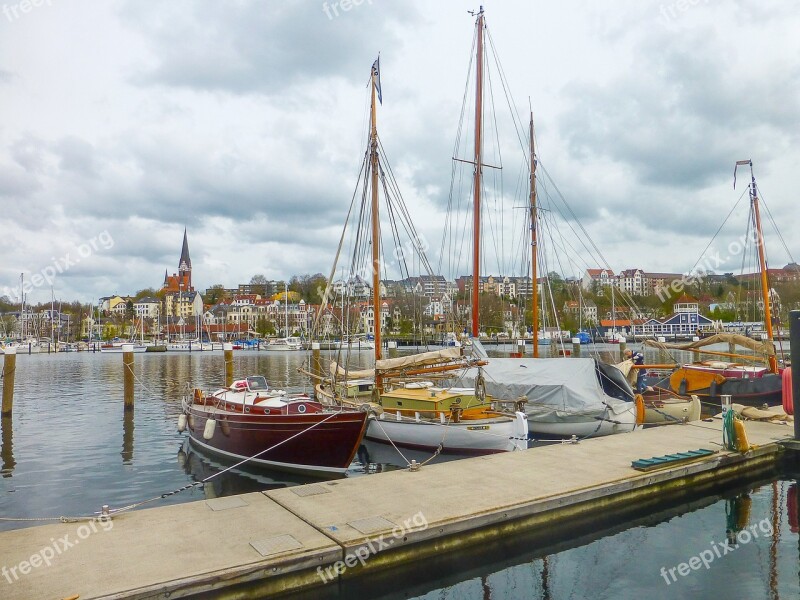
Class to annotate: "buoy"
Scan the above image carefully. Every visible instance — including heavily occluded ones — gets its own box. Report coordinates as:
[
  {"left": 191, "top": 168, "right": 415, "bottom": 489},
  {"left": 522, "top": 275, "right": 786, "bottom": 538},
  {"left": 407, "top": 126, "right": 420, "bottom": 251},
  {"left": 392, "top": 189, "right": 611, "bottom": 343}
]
[
  {"left": 203, "top": 419, "right": 217, "bottom": 440},
  {"left": 782, "top": 367, "right": 794, "bottom": 416},
  {"left": 733, "top": 418, "right": 751, "bottom": 452},
  {"left": 177, "top": 414, "right": 187, "bottom": 432}
]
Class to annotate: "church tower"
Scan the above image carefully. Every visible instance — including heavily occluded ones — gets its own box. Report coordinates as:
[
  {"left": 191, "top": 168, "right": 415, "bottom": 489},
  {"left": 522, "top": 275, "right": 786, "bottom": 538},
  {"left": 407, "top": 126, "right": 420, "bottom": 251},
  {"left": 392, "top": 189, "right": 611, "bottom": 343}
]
[{"left": 178, "top": 228, "right": 192, "bottom": 291}]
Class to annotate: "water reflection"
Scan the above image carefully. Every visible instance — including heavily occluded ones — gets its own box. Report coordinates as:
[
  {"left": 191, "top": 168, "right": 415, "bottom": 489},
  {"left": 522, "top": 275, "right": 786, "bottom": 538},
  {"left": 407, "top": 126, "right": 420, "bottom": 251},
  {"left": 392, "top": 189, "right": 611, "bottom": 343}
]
[
  {"left": 178, "top": 440, "right": 320, "bottom": 498},
  {"left": 1, "top": 416, "right": 14, "bottom": 477},
  {"left": 281, "top": 475, "right": 800, "bottom": 600}
]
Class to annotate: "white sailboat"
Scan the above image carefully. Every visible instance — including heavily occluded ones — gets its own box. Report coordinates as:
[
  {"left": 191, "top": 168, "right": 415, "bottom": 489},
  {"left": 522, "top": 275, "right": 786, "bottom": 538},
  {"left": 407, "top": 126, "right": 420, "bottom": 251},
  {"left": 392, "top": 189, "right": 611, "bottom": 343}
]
[
  {"left": 314, "top": 52, "right": 527, "bottom": 454},
  {"left": 443, "top": 12, "right": 639, "bottom": 438}
]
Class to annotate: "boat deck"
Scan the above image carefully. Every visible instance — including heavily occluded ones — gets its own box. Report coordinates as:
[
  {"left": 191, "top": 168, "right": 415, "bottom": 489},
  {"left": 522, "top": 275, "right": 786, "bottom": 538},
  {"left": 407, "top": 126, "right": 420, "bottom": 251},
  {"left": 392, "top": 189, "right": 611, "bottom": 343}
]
[{"left": 0, "top": 419, "right": 795, "bottom": 599}]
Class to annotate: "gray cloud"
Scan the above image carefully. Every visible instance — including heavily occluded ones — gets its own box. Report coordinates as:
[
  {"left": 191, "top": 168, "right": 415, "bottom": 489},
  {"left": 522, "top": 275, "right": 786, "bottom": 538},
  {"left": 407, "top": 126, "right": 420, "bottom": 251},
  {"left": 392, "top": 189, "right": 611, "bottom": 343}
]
[
  {"left": 559, "top": 27, "right": 800, "bottom": 191},
  {"left": 121, "top": 0, "right": 421, "bottom": 95}
]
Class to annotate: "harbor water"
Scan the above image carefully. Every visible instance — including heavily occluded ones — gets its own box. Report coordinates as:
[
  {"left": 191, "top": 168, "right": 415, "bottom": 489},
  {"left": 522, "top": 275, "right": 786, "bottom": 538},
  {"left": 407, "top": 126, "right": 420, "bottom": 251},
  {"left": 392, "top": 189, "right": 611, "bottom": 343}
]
[{"left": 1, "top": 345, "right": 797, "bottom": 598}]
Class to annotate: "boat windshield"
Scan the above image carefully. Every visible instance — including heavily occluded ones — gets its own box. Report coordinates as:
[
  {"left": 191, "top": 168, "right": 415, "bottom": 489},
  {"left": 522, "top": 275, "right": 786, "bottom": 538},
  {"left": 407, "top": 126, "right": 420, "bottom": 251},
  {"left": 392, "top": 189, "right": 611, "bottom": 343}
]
[
  {"left": 595, "top": 361, "right": 634, "bottom": 403},
  {"left": 246, "top": 376, "right": 270, "bottom": 391}
]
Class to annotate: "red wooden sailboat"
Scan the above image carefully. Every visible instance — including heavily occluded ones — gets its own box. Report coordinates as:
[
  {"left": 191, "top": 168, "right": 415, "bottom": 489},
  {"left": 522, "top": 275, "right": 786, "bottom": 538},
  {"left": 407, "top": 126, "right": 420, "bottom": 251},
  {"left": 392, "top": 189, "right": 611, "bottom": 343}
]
[{"left": 181, "top": 376, "right": 367, "bottom": 477}]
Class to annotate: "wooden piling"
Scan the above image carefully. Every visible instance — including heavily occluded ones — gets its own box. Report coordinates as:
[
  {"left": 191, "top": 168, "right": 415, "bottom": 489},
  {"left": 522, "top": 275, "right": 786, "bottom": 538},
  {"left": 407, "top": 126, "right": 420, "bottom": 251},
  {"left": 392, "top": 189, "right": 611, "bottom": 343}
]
[
  {"left": 224, "top": 343, "right": 234, "bottom": 387},
  {"left": 2, "top": 347, "right": 16, "bottom": 416},
  {"left": 572, "top": 337, "right": 581, "bottom": 358},
  {"left": 1, "top": 414, "right": 14, "bottom": 475},
  {"left": 122, "top": 409, "right": 134, "bottom": 463},
  {"left": 123, "top": 344, "right": 134, "bottom": 411},
  {"left": 619, "top": 338, "right": 627, "bottom": 361},
  {"left": 387, "top": 340, "right": 398, "bottom": 359},
  {"left": 516, "top": 339, "right": 525, "bottom": 358}
]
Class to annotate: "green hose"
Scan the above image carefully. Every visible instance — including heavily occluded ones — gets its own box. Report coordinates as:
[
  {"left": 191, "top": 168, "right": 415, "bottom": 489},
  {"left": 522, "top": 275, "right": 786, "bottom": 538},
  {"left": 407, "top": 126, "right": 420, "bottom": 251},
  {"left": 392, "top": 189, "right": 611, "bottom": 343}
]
[{"left": 722, "top": 408, "right": 738, "bottom": 451}]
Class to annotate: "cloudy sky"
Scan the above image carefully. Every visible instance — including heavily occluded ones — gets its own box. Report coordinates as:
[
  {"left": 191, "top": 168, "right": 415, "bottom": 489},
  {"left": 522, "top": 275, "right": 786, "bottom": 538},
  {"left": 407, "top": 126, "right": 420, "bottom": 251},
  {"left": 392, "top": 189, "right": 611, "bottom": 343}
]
[{"left": 1, "top": 0, "right": 798, "bottom": 304}]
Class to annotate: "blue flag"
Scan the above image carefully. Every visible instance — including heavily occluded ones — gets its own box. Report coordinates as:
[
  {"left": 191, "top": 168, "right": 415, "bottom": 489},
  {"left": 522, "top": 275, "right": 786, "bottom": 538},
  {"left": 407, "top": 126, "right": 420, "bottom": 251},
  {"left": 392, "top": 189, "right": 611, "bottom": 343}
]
[{"left": 372, "top": 57, "right": 382, "bottom": 104}]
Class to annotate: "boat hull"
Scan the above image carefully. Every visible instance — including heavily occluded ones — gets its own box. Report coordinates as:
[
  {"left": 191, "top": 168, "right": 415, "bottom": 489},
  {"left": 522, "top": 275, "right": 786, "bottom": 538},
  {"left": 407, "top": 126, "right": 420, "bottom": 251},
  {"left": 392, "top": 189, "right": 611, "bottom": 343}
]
[
  {"left": 526, "top": 404, "right": 639, "bottom": 438},
  {"left": 364, "top": 412, "right": 527, "bottom": 454},
  {"left": 642, "top": 391, "right": 702, "bottom": 424},
  {"left": 184, "top": 404, "right": 368, "bottom": 477},
  {"left": 644, "top": 371, "right": 783, "bottom": 408}
]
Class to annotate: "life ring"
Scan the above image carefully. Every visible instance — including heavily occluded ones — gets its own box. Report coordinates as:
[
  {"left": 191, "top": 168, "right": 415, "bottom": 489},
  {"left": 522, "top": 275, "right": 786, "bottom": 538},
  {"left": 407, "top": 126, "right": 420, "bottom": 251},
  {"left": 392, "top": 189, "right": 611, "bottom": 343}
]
[
  {"left": 297, "top": 404, "right": 307, "bottom": 414},
  {"left": 635, "top": 393, "right": 646, "bottom": 425}
]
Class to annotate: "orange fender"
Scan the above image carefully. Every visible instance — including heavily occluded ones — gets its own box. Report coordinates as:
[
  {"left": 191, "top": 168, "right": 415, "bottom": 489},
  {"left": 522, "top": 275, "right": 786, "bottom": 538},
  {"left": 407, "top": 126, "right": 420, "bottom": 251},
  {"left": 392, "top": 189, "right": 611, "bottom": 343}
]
[
  {"left": 782, "top": 367, "right": 794, "bottom": 416},
  {"left": 635, "top": 393, "right": 646, "bottom": 425}
]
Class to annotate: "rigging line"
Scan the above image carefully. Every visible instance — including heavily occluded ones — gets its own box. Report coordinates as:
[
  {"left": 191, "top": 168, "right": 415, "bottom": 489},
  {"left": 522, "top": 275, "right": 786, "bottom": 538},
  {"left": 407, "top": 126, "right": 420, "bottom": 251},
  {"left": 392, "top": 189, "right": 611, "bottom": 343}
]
[
  {"left": 485, "top": 27, "right": 529, "bottom": 161},
  {"left": 759, "top": 191, "right": 796, "bottom": 264},
  {"left": 689, "top": 186, "right": 750, "bottom": 276},
  {"left": 483, "top": 61, "right": 506, "bottom": 278},
  {"left": 113, "top": 409, "right": 349, "bottom": 516},
  {"left": 439, "top": 20, "right": 479, "bottom": 276},
  {"left": 376, "top": 146, "right": 435, "bottom": 276}
]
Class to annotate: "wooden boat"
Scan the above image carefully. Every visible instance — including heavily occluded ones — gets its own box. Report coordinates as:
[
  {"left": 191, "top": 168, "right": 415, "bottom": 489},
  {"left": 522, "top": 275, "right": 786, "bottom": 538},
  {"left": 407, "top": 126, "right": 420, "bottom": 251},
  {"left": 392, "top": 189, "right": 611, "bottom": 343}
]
[
  {"left": 642, "top": 163, "right": 784, "bottom": 408},
  {"left": 181, "top": 376, "right": 367, "bottom": 477},
  {"left": 641, "top": 388, "right": 702, "bottom": 425},
  {"left": 441, "top": 16, "right": 639, "bottom": 439},
  {"left": 310, "top": 53, "right": 527, "bottom": 455}
]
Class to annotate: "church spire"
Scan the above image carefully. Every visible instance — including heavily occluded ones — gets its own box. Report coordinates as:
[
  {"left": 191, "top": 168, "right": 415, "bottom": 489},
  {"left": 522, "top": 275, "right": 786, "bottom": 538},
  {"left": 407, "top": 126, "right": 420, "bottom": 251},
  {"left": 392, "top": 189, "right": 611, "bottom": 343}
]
[{"left": 179, "top": 228, "right": 191, "bottom": 271}]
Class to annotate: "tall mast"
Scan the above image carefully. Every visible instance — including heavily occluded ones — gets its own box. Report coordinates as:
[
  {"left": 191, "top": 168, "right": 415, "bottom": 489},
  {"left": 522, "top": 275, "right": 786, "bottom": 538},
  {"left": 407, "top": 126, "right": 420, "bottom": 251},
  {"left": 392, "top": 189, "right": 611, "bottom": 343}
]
[
  {"left": 745, "top": 161, "right": 778, "bottom": 373},
  {"left": 529, "top": 113, "right": 538, "bottom": 358},
  {"left": 370, "top": 60, "right": 383, "bottom": 372},
  {"left": 471, "top": 6, "right": 484, "bottom": 338}
]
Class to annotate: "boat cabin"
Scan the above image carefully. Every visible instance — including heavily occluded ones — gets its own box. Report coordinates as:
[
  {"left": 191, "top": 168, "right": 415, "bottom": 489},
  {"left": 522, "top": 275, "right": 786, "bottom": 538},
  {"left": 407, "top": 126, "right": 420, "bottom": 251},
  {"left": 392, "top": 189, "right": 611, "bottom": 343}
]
[{"left": 380, "top": 385, "right": 491, "bottom": 416}]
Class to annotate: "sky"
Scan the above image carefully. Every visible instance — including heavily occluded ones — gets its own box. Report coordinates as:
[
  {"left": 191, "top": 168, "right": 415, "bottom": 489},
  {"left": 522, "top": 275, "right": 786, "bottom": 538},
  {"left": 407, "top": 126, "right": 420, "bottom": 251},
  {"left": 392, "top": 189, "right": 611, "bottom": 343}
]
[{"left": 1, "top": 0, "right": 798, "bottom": 305}]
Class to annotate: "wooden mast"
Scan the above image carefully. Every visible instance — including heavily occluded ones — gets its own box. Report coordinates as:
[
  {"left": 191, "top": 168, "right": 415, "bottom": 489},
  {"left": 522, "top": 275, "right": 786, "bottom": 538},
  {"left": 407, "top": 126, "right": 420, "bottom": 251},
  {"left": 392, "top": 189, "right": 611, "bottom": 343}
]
[
  {"left": 370, "top": 60, "right": 383, "bottom": 382},
  {"left": 471, "top": 6, "right": 484, "bottom": 339},
  {"left": 529, "top": 113, "right": 538, "bottom": 358},
  {"left": 748, "top": 163, "right": 778, "bottom": 373}
]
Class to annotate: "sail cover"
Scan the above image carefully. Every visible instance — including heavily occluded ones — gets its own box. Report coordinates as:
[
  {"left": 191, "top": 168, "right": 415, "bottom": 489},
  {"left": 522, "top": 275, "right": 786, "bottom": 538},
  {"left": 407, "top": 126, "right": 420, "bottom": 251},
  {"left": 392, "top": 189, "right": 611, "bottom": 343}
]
[
  {"left": 453, "top": 357, "right": 633, "bottom": 421},
  {"left": 643, "top": 333, "right": 775, "bottom": 357}
]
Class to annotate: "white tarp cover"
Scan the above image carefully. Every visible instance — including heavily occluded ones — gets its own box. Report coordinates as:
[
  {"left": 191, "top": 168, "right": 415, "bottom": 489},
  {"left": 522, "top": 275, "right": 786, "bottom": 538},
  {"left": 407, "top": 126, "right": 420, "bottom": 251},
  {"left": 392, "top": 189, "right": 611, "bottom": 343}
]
[{"left": 453, "top": 357, "right": 631, "bottom": 421}]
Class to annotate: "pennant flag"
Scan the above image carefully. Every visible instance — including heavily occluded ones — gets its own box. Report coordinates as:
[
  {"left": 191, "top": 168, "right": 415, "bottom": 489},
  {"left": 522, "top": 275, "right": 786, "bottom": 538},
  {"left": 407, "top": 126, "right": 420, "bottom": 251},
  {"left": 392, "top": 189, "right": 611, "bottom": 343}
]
[{"left": 372, "top": 57, "right": 382, "bottom": 104}]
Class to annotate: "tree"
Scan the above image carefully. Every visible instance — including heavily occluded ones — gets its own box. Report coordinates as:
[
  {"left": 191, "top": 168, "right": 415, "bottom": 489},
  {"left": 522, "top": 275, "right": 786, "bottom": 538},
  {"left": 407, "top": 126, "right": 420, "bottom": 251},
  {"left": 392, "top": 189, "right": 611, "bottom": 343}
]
[
  {"left": 102, "top": 323, "right": 118, "bottom": 341},
  {"left": 205, "top": 284, "right": 228, "bottom": 305},
  {"left": 250, "top": 274, "right": 268, "bottom": 297},
  {"left": 134, "top": 288, "right": 158, "bottom": 301},
  {"left": 255, "top": 317, "right": 276, "bottom": 337}
]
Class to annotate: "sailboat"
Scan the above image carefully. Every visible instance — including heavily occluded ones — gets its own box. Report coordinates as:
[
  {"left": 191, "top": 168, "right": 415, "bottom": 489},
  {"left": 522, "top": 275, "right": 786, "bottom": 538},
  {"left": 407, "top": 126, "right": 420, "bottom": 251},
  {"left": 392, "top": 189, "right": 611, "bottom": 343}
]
[
  {"left": 314, "top": 53, "right": 527, "bottom": 455},
  {"left": 642, "top": 160, "right": 784, "bottom": 407},
  {"left": 268, "top": 283, "right": 302, "bottom": 351},
  {"left": 455, "top": 109, "right": 640, "bottom": 438}
]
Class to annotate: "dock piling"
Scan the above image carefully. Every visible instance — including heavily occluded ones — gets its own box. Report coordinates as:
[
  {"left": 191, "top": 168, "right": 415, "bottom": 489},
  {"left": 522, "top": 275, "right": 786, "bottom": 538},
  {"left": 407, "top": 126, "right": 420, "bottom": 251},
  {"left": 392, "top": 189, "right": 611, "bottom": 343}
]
[
  {"left": 2, "top": 346, "right": 16, "bottom": 416},
  {"left": 619, "top": 338, "right": 627, "bottom": 360},
  {"left": 790, "top": 310, "right": 800, "bottom": 440},
  {"left": 571, "top": 337, "right": 581, "bottom": 358},
  {"left": 123, "top": 344, "right": 134, "bottom": 411},
  {"left": 224, "top": 343, "right": 234, "bottom": 387},
  {"left": 517, "top": 339, "right": 525, "bottom": 357}
]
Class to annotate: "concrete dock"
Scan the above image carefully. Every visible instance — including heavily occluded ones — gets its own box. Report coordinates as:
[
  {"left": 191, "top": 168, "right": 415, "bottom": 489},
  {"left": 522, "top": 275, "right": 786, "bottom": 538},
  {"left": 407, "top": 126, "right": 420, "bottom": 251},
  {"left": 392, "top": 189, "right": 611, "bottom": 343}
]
[{"left": 0, "top": 419, "right": 796, "bottom": 599}]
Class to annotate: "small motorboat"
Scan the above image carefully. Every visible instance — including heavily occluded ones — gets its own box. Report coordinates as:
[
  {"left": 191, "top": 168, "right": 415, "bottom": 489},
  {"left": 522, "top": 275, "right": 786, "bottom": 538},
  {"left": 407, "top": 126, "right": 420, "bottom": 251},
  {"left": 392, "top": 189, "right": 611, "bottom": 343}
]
[{"left": 181, "top": 376, "right": 367, "bottom": 477}]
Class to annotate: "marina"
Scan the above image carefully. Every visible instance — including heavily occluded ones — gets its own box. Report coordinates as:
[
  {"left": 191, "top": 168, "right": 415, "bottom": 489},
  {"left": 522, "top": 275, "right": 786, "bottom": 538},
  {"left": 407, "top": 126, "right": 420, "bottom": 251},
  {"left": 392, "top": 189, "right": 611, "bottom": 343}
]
[
  {"left": 2, "top": 2, "right": 800, "bottom": 599},
  {"left": 1, "top": 342, "right": 799, "bottom": 598}
]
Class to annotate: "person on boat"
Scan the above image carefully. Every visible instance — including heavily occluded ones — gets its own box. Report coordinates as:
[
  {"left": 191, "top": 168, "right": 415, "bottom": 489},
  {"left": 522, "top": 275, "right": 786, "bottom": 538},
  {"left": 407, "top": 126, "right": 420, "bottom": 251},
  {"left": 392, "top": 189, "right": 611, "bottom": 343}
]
[{"left": 624, "top": 348, "right": 646, "bottom": 393}]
